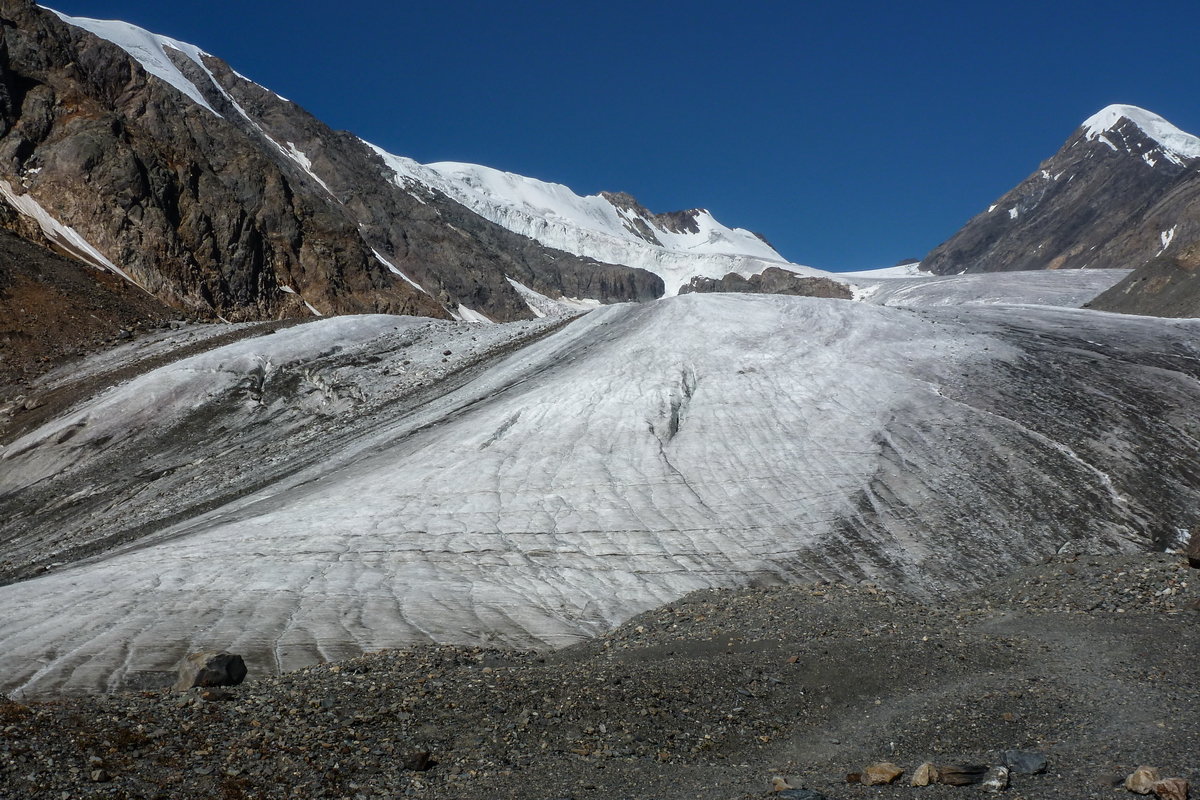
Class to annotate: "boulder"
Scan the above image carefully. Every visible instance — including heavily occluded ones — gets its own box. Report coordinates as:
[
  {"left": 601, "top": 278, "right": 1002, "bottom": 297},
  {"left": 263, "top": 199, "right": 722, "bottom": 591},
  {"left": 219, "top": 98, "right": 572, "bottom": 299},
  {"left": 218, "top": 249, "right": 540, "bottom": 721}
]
[
  {"left": 1186, "top": 529, "right": 1200, "bottom": 569},
  {"left": 173, "top": 651, "right": 247, "bottom": 691}
]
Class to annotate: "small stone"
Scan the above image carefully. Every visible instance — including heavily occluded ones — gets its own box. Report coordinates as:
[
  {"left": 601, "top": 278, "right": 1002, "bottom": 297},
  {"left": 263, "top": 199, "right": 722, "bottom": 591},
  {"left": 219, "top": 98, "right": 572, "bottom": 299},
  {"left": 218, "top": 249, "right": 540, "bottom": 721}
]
[
  {"left": 936, "top": 764, "right": 989, "bottom": 786},
  {"left": 89, "top": 769, "right": 109, "bottom": 783},
  {"left": 912, "top": 762, "right": 939, "bottom": 786},
  {"left": 862, "top": 762, "right": 904, "bottom": 785},
  {"left": 1127, "top": 766, "right": 1162, "bottom": 795},
  {"left": 982, "top": 766, "right": 1009, "bottom": 792},
  {"left": 173, "top": 652, "right": 247, "bottom": 691},
  {"left": 771, "top": 776, "right": 795, "bottom": 792},
  {"left": 1154, "top": 778, "right": 1190, "bottom": 800},
  {"left": 1004, "top": 749, "right": 1048, "bottom": 775}
]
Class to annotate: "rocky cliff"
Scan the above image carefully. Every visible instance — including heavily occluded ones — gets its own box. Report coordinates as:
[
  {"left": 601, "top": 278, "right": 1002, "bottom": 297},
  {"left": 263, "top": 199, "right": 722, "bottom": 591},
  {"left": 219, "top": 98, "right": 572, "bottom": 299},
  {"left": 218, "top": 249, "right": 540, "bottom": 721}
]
[
  {"left": 678, "top": 266, "right": 852, "bottom": 299},
  {"left": 0, "top": 1, "right": 661, "bottom": 322}
]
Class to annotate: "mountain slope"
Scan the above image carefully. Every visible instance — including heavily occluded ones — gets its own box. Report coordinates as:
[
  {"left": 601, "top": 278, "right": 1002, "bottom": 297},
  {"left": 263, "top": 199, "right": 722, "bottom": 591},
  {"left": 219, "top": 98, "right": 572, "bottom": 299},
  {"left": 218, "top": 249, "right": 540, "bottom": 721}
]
[
  {"left": 922, "top": 104, "right": 1200, "bottom": 281},
  {"left": 0, "top": 216, "right": 175, "bottom": 391},
  {"left": 0, "top": 2, "right": 665, "bottom": 323},
  {"left": 1085, "top": 247, "right": 1200, "bottom": 316}
]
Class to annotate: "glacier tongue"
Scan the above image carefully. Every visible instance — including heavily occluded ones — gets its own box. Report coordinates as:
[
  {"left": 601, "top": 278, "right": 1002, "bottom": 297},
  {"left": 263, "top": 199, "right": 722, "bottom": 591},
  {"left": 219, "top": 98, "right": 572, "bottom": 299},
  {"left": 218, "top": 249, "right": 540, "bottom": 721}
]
[{"left": 3, "top": 292, "right": 1200, "bottom": 698}]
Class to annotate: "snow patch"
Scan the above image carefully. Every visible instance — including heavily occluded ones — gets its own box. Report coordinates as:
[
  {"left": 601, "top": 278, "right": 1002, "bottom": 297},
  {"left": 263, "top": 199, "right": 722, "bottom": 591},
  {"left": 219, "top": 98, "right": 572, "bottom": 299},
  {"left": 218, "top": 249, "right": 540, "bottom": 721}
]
[
  {"left": 47, "top": 9, "right": 221, "bottom": 116},
  {"left": 0, "top": 179, "right": 138, "bottom": 285},
  {"left": 1008, "top": 207, "right": 1019, "bottom": 220},
  {"left": 1159, "top": 225, "right": 1177, "bottom": 255},
  {"left": 272, "top": 140, "right": 333, "bottom": 196},
  {"left": 507, "top": 278, "right": 601, "bottom": 318},
  {"left": 457, "top": 305, "right": 493, "bottom": 324},
  {"left": 839, "top": 262, "right": 926, "bottom": 278},
  {"left": 371, "top": 250, "right": 429, "bottom": 295}
]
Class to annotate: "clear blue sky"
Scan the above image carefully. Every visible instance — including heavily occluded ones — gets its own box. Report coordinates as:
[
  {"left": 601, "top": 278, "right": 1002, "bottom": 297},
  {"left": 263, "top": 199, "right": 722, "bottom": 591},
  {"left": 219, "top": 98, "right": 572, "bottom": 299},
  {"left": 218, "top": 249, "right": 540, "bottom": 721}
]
[{"left": 47, "top": 0, "right": 1200, "bottom": 271}]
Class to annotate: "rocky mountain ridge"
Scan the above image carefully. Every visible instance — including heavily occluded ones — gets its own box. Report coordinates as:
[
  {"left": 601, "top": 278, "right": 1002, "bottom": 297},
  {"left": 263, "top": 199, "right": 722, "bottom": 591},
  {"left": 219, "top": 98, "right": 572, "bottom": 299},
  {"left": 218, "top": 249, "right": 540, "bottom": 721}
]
[
  {"left": 0, "top": 1, "right": 674, "bottom": 324},
  {"left": 921, "top": 104, "right": 1200, "bottom": 315},
  {"left": 0, "top": 2, "right": 840, "bottom": 327}
]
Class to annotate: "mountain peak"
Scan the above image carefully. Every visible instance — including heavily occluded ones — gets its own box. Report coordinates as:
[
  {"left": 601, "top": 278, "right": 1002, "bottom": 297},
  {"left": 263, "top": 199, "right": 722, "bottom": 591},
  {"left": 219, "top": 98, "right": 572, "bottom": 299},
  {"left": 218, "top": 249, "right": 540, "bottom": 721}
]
[{"left": 1080, "top": 104, "right": 1200, "bottom": 163}]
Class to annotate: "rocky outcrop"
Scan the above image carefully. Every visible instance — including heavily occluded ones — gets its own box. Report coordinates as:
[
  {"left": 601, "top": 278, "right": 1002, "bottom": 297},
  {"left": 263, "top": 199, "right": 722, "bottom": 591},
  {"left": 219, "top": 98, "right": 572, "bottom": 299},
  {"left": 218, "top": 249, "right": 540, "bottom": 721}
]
[
  {"left": 1085, "top": 248, "right": 1200, "bottom": 317},
  {"left": 922, "top": 105, "right": 1200, "bottom": 280},
  {"left": 0, "top": 1, "right": 658, "bottom": 322},
  {"left": 678, "top": 266, "right": 852, "bottom": 299}
]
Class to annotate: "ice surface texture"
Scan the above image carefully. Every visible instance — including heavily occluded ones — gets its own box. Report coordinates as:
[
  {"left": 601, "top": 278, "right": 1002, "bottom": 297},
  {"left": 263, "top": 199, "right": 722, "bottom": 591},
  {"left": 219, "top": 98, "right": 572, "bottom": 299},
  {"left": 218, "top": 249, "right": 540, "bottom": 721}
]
[{"left": 3, "top": 291, "right": 1200, "bottom": 697}]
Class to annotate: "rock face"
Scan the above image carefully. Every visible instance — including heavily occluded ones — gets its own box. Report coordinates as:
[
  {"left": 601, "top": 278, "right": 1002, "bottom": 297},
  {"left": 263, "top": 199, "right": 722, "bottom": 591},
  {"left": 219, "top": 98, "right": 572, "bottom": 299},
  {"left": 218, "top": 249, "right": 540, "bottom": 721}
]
[
  {"left": 922, "top": 105, "right": 1200, "bottom": 283},
  {"left": 0, "top": 1, "right": 659, "bottom": 322},
  {"left": 678, "top": 267, "right": 852, "bottom": 299}
]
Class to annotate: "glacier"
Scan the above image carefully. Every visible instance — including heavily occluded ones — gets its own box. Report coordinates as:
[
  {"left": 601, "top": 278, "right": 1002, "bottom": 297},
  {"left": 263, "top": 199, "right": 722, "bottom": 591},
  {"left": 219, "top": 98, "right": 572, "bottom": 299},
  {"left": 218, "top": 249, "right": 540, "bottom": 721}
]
[{"left": 3, "top": 281, "right": 1200, "bottom": 698}]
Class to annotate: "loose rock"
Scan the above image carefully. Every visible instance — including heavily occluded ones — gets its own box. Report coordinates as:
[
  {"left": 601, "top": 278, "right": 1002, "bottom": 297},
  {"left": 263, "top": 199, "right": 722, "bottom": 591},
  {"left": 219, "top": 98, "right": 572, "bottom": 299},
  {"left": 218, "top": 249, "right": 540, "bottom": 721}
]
[
  {"left": 1127, "top": 766, "right": 1162, "bottom": 795},
  {"left": 982, "top": 765, "right": 1009, "bottom": 792},
  {"left": 1004, "top": 749, "right": 1048, "bottom": 775},
  {"left": 777, "top": 790, "right": 831, "bottom": 800},
  {"left": 1154, "top": 778, "right": 1190, "bottom": 800},
  {"left": 771, "top": 776, "right": 795, "bottom": 791},
  {"left": 912, "top": 762, "right": 939, "bottom": 787},
  {"left": 936, "top": 764, "right": 989, "bottom": 786},
  {"left": 862, "top": 762, "right": 904, "bottom": 786}
]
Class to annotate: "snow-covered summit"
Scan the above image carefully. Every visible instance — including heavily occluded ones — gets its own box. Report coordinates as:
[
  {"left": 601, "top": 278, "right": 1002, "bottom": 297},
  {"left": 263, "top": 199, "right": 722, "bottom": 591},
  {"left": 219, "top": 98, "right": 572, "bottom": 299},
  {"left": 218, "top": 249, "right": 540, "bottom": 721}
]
[
  {"left": 367, "top": 143, "right": 821, "bottom": 294},
  {"left": 1081, "top": 104, "right": 1200, "bottom": 164}
]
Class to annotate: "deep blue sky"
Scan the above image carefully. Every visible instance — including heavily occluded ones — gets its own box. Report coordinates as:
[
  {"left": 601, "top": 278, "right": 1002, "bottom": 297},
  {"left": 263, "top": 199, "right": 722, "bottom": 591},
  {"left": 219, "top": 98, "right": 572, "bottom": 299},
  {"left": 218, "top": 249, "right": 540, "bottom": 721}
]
[{"left": 47, "top": 0, "right": 1200, "bottom": 271}]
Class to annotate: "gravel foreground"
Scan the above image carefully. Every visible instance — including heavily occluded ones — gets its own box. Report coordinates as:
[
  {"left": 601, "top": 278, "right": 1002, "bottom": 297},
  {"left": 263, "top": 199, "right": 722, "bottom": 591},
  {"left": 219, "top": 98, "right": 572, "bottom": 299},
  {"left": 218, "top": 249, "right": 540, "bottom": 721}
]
[{"left": 1, "top": 553, "right": 1197, "bottom": 800}]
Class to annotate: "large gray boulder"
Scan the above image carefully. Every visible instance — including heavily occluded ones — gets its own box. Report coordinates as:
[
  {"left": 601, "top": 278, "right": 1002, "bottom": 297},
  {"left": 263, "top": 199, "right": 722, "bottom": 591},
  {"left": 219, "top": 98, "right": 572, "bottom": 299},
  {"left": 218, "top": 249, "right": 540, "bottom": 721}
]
[{"left": 173, "top": 651, "right": 247, "bottom": 691}]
